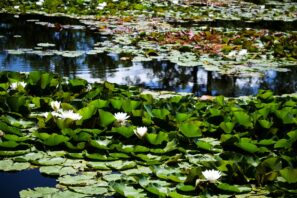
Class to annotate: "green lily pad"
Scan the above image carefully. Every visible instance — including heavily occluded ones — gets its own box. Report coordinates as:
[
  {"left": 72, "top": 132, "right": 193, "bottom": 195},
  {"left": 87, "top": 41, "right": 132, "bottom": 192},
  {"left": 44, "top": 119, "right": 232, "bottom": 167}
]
[
  {"left": 39, "top": 165, "right": 77, "bottom": 176},
  {"left": 112, "top": 183, "right": 147, "bottom": 198},
  {"left": 179, "top": 122, "right": 201, "bottom": 137},
  {"left": 280, "top": 167, "right": 297, "bottom": 183},
  {"left": 106, "top": 160, "right": 137, "bottom": 170},
  {"left": 146, "top": 132, "right": 168, "bottom": 145},
  {"left": 69, "top": 185, "right": 108, "bottom": 195},
  {"left": 20, "top": 187, "right": 59, "bottom": 198},
  {"left": 0, "top": 159, "right": 30, "bottom": 171},
  {"left": 217, "top": 183, "right": 252, "bottom": 193},
  {"left": 98, "top": 109, "right": 116, "bottom": 127},
  {"left": 58, "top": 174, "right": 97, "bottom": 186}
]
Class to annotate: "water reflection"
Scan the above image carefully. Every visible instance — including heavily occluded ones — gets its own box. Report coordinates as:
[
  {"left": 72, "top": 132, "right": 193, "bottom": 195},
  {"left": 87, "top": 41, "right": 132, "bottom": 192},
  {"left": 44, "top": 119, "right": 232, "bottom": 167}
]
[{"left": 0, "top": 13, "right": 297, "bottom": 97}]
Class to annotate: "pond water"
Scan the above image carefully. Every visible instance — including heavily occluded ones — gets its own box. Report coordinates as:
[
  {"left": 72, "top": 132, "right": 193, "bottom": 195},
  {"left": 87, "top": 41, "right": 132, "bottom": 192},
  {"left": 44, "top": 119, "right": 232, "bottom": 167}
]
[
  {"left": 0, "top": 169, "right": 57, "bottom": 198},
  {"left": 0, "top": 13, "right": 297, "bottom": 97}
]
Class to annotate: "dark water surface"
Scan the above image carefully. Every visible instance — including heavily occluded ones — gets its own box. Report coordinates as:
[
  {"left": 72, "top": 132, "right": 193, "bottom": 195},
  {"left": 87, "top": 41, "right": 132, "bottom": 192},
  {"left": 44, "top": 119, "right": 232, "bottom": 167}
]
[
  {"left": 0, "top": 13, "right": 297, "bottom": 97},
  {"left": 0, "top": 169, "right": 57, "bottom": 198}
]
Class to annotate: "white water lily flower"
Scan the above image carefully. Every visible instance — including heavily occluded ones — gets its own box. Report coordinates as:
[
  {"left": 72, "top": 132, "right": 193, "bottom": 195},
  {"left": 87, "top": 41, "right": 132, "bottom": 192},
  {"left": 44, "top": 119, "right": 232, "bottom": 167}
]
[
  {"left": 19, "top": 82, "right": 27, "bottom": 87},
  {"left": 10, "top": 82, "right": 27, "bottom": 90},
  {"left": 172, "top": 0, "right": 179, "bottom": 4},
  {"left": 36, "top": 0, "right": 44, "bottom": 6},
  {"left": 238, "top": 49, "right": 248, "bottom": 57},
  {"left": 58, "top": 110, "right": 82, "bottom": 120},
  {"left": 134, "top": 126, "right": 147, "bottom": 139},
  {"left": 40, "top": 112, "right": 49, "bottom": 118},
  {"left": 10, "top": 82, "right": 18, "bottom": 90},
  {"left": 114, "top": 112, "right": 129, "bottom": 125},
  {"left": 227, "top": 50, "right": 237, "bottom": 59},
  {"left": 50, "top": 101, "right": 61, "bottom": 111},
  {"left": 97, "top": 2, "right": 107, "bottom": 10},
  {"left": 202, "top": 169, "right": 222, "bottom": 183}
]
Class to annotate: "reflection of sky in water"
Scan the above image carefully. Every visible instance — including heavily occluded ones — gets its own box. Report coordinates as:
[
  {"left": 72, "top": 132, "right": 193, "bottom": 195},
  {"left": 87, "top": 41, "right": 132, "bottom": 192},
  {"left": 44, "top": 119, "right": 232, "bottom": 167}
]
[{"left": 0, "top": 14, "right": 297, "bottom": 97}]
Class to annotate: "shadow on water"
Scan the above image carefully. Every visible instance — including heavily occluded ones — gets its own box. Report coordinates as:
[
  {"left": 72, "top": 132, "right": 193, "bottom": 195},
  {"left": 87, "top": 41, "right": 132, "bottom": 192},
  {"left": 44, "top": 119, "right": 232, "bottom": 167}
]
[
  {"left": 0, "top": 13, "right": 297, "bottom": 97},
  {"left": 168, "top": 18, "right": 297, "bottom": 31},
  {"left": 0, "top": 169, "right": 57, "bottom": 198}
]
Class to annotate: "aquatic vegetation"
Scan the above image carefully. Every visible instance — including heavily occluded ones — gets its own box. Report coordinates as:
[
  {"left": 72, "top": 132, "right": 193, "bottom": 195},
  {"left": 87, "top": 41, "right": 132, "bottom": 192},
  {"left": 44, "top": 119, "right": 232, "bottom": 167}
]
[
  {"left": 0, "top": 71, "right": 296, "bottom": 197},
  {"left": 114, "top": 112, "right": 130, "bottom": 126},
  {"left": 0, "top": 0, "right": 297, "bottom": 197},
  {"left": 134, "top": 126, "right": 148, "bottom": 139},
  {"left": 50, "top": 101, "right": 61, "bottom": 111},
  {"left": 201, "top": 169, "right": 222, "bottom": 183},
  {"left": 9, "top": 82, "right": 27, "bottom": 92}
]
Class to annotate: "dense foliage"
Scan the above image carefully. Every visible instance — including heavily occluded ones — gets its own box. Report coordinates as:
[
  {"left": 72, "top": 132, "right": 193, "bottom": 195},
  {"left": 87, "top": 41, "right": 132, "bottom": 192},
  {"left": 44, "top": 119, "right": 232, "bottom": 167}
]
[{"left": 0, "top": 71, "right": 297, "bottom": 197}]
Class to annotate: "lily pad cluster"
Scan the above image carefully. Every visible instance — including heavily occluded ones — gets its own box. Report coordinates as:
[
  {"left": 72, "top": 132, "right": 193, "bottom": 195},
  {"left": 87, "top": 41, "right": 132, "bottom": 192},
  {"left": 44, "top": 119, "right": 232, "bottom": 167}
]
[
  {"left": 1, "top": 0, "right": 296, "bottom": 77},
  {"left": 1, "top": 0, "right": 296, "bottom": 22},
  {"left": 90, "top": 26, "right": 296, "bottom": 76},
  {"left": 0, "top": 71, "right": 297, "bottom": 197}
]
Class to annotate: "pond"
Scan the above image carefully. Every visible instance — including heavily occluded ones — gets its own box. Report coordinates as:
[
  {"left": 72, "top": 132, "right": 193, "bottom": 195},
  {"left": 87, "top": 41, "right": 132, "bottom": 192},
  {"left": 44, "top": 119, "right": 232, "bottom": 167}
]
[
  {"left": 0, "top": 4, "right": 297, "bottom": 196},
  {"left": 0, "top": 13, "right": 297, "bottom": 97},
  {"left": 0, "top": 169, "right": 56, "bottom": 198}
]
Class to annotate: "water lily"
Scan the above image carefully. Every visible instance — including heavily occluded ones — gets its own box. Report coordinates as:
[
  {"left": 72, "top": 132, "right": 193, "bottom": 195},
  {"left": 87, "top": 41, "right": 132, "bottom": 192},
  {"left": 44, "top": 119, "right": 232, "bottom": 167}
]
[
  {"left": 40, "top": 112, "right": 49, "bottom": 118},
  {"left": 10, "top": 82, "right": 27, "bottom": 90},
  {"left": 50, "top": 101, "right": 61, "bottom": 111},
  {"left": 114, "top": 112, "right": 129, "bottom": 125},
  {"left": 134, "top": 126, "right": 147, "bottom": 139},
  {"left": 172, "top": 0, "right": 179, "bottom": 4},
  {"left": 52, "top": 110, "right": 82, "bottom": 120},
  {"left": 58, "top": 110, "right": 82, "bottom": 120},
  {"left": 36, "top": 0, "right": 44, "bottom": 6},
  {"left": 227, "top": 50, "right": 237, "bottom": 59},
  {"left": 202, "top": 169, "right": 222, "bottom": 183},
  {"left": 238, "top": 49, "right": 248, "bottom": 57},
  {"left": 97, "top": 2, "right": 107, "bottom": 10}
]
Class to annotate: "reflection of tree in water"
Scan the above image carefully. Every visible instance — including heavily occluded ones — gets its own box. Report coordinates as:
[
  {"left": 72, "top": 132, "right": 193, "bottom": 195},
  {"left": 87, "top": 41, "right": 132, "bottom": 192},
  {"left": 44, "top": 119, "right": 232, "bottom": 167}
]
[
  {"left": 136, "top": 60, "right": 240, "bottom": 96},
  {"left": 1, "top": 14, "right": 297, "bottom": 97},
  {"left": 139, "top": 60, "right": 194, "bottom": 90},
  {"left": 84, "top": 53, "right": 132, "bottom": 80},
  {"left": 261, "top": 68, "right": 297, "bottom": 95},
  {"left": 0, "top": 13, "right": 97, "bottom": 51}
]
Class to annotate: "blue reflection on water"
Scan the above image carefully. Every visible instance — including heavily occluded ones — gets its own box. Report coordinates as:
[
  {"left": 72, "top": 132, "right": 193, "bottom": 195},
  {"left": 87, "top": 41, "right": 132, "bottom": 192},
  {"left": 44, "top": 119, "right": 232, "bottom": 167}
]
[{"left": 0, "top": 169, "right": 56, "bottom": 198}]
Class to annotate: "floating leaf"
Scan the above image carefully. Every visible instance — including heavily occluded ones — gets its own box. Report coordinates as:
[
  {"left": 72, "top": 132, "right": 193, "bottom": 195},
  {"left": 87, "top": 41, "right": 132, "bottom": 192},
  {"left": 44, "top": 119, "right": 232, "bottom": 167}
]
[
  {"left": 39, "top": 165, "right": 76, "bottom": 176},
  {"left": 98, "top": 109, "right": 116, "bottom": 127},
  {"left": 280, "top": 167, "right": 297, "bottom": 183},
  {"left": 0, "top": 159, "right": 30, "bottom": 171},
  {"left": 235, "top": 141, "right": 259, "bottom": 153},
  {"left": 217, "top": 183, "right": 252, "bottom": 193},
  {"left": 219, "top": 122, "right": 235, "bottom": 133},
  {"left": 146, "top": 132, "right": 168, "bottom": 145},
  {"left": 106, "top": 160, "right": 137, "bottom": 170},
  {"left": 179, "top": 122, "right": 201, "bottom": 137},
  {"left": 69, "top": 185, "right": 108, "bottom": 196},
  {"left": 233, "top": 111, "right": 252, "bottom": 128},
  {"left": 112, "top": 183, "right": 147, "bottom": 198},
  {"left": 112, "top": 126, "right": 135, "bottom": 138},
  {"left": 20, "top": 187, "right": 59, "bottom": 198}
]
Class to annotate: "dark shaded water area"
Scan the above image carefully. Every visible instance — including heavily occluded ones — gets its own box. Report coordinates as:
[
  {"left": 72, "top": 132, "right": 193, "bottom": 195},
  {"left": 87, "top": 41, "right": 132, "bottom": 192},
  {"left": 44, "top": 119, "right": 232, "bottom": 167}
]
[
  {"left": 0, "top": 13, "right": 297, "bottom": 97},
  {"left": 170, "top": 19, "right": 297, "bottom": 31},
  {"left": 0, "top": 169, "right": 57, "bottom": 198}
]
